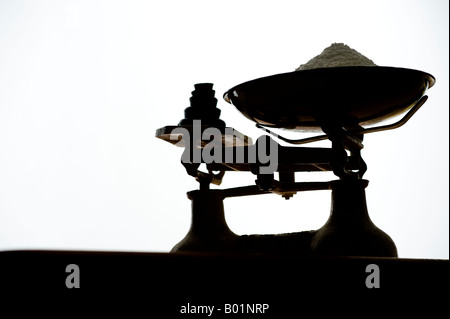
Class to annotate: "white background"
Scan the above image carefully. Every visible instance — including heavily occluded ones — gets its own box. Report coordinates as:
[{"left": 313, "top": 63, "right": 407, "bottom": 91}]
[{"left": 0, "top": 0, "right": 448, "bottom": 259}]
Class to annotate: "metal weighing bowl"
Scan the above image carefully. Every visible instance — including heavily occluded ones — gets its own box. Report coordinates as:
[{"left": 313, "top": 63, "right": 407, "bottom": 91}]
[{"left": 223, "top": 66, "right": 435, "bottom": 132}]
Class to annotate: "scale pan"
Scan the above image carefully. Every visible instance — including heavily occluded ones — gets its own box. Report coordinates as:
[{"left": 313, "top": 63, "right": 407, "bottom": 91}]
[{"left": 223, "top": 67, "right": 435, "bottom": 132}]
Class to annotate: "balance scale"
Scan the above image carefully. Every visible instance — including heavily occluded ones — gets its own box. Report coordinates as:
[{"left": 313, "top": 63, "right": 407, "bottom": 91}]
[{"left": 156, "top": 66, "right": 435, "bottom": 257}]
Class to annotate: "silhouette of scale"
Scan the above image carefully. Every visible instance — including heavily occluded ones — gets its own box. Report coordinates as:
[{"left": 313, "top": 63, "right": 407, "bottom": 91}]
[{"left": 156, "top": 67, "right": 435, "bottom": 257}]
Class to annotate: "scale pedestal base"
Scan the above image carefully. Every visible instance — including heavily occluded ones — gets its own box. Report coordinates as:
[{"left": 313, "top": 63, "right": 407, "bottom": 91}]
[{"left": 172, "top": 179, "right": 397, "bottom": 257}]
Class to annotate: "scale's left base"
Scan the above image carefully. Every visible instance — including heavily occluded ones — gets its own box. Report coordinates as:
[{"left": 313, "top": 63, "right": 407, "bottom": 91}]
[{"left": 1, "top": 250, "right": 448, "bottom": 316}]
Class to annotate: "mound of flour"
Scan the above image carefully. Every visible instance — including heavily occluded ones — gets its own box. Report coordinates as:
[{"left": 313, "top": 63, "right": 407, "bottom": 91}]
[{"left": 296, "top": 43, "right": 377, "bottom": 71}]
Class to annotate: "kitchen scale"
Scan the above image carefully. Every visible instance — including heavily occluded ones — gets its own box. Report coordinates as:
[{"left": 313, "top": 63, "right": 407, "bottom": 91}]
[{"left": 156, "top": 66, "right": 435, "bottom": 257}]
